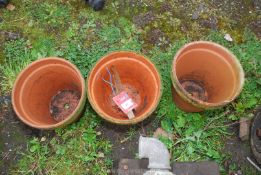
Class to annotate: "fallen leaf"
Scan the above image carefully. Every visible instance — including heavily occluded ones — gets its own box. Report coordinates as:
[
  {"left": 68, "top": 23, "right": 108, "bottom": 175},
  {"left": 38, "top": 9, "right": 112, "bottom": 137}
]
[
  {"left": 98, "top": 152, "right": 104, "bottom": 158},
  {"left": 153, "top": 127, "right": 173, "bottom": 139},
  {"left": 40, "top": 137, "right": 46, "bottom": 142}
]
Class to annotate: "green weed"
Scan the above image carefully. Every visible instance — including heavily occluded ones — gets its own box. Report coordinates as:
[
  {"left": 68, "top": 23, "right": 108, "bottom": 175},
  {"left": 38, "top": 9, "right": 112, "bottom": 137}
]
[
  {"left": 28, "top": 1, "right": 70, "bottom": 29},
  {"left": 151, "top": 31, "right": 261, "bottom": 170},
  {"left": 0, "top": 0, "right": 260, "bottom": 174},
  {"left": 2, "top": 25, "right": 261, "bottom": 175},
  {"left": 12, "top": 111, "right": 112, "bottom": 175},
  {"left": 0, "top": 39, "right": 33, "bottom": 94}
]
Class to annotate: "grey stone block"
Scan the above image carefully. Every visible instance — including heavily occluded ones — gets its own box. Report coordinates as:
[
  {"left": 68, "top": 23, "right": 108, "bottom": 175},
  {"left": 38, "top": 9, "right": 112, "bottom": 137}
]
[
  {"left": 115, "top": 159, "right": 220, "bottom": 175},
  {"left": 239, "top": 117, "right": 251, "bottom": 141},
  {"left": 172, "top": 161, "right": 220, "bottom": 175}
]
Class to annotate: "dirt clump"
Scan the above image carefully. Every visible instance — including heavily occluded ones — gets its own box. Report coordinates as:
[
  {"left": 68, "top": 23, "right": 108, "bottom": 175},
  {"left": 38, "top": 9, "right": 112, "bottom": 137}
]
[{"left": 49, "top": 90, "right": 80, "bottom": 122}]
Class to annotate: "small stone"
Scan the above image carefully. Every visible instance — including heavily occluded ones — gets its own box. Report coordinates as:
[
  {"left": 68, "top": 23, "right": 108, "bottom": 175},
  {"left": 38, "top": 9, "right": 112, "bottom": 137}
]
[
  {"left": 237, "top": 170, "right": 242, "bottom": 175},
  {"left": 98, "top": 152, "right": 104, "bottom": 158},
  {"left": 153, "top": 127, "right": 173, "bottom": 139},
  {"left": 249, "top": 20, "right": 261, "bottom": 39},
  {"left": 192, "top": 11, "right": 200, "bottom": 20},
  {"left": 200, "top": 16, "right": 218, "bottom": 30},
  {"left": 192, "top": 3, "right": 206, "bottom": 20},
  {"left": 239, "top": 117, "right": 251, "bottom": 141},
  {"left": 3, "top": 31, "right": 20, "bottom": 40},
  {"left": 6, "top": 3, "right": 15, "bottom": 11},
  {"left": 40, "top": 137, "right": 46, "bottom": 142},
  {"left": 133, "top": 11, "right": 155, "bottom": 28},
  {"left": 224, "top": 34, "right": 233, "bottom": 42},
  {"left": 253, "top": 0, "right": 261, "bottom": 11}
]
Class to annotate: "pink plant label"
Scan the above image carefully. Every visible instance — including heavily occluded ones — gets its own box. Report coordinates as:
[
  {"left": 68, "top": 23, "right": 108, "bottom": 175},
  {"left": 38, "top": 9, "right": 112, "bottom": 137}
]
[{"left": 113, "top": 91, "right": 137, "bottom": 114}]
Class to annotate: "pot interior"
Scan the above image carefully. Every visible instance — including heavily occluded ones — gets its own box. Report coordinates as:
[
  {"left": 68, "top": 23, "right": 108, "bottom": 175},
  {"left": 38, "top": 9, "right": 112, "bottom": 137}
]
[
  {"left": 89, "top": 54, "right": 161, "bottom": 121},
  {"left": 175, "top": 45, "right": 241, "bottom": 104},
  {"left": 15, "top": 62, "right": 82, "bottom": 126}
]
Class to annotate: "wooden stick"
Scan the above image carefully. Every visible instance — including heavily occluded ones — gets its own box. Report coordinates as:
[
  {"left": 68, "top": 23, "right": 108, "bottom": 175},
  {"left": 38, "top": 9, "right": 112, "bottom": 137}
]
[{"left": 110, "top": 66, "right": 135, "bottom": 119}]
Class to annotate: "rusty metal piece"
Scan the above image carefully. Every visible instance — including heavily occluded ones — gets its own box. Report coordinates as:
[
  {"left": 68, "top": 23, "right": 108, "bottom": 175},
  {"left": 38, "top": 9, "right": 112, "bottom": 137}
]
[{"left": 256, "top": 128, "right": 261, "bottom": 138}]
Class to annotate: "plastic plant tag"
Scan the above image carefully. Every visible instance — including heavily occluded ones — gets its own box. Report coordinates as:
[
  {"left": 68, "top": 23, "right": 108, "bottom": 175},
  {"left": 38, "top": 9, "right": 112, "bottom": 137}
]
[{"left": 113, "top": 91, "right": 137, "bottom": 115}]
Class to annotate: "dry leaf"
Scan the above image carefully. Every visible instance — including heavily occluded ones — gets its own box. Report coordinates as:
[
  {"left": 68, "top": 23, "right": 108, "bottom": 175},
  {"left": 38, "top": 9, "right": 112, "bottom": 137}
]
[{"left": 6, "top": 4, "right": 15, "bottom": 11}]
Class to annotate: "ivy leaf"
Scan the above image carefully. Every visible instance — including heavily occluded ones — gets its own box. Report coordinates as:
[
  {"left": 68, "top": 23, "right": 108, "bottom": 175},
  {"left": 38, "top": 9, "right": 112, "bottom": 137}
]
[
  {"left": 245, "top": 97, "right": 257, "bottom": 109},
  {"left": 207, "top": 149, "right": 220, "bottom": 159},
  {"left": 228, "top": 114, "right": 238, "bottom": 121},
  {"left": 161, "top": 118, "right": 173, "bottom": 133},
  {"left": 30, "top": 145, "right": 39, "bottom": 153},
  {"left": 176, "top": 116, "right": 186, "bottom": 128},
  {"left": 56, "top": 146, "right": 66, "bottom": 155},
  {"left": 187, "top": 144, "right": 195, "bottom": 154}
]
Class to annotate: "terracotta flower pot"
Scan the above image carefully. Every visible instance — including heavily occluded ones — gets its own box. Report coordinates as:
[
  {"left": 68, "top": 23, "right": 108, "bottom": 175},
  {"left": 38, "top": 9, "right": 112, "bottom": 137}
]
[
  {"left": 171, "top": 41, "right": 244, "bottom": 112},
  {"left": 12, "top": 57, "right": 86, "bottom": 129},
  {"left": 87, "top": 51, "right": 162, "bottom": 125}
]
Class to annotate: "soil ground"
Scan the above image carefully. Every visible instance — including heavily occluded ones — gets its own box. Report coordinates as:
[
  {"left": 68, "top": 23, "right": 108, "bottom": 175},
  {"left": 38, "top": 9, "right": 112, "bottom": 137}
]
[
  {"left": 1, "top": 0, "right": 261, "bottom": 174},
  {"left": 0, "top": 96, "right": 54, "bottom": 174},
  {"left": 0, "top": 96, "right": 159, "bottom": 174},
  {"left": 1, "top": 95, "right": 259, "bottom": 174},
  {"left": 0, "top": 96, "right": 36, "bottom": 174},
  {"left": 50, "top": 90, "right": 80, "bottom": 122},
  {"left": 224, "top": 125, "right": 260, "bottom": 174}
]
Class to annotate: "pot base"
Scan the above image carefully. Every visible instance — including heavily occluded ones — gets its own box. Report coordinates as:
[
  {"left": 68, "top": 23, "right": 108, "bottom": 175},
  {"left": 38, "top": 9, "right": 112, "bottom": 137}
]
[
  {"left": 180, "top": 79, "right": 208, "bottom": 102},
  {"left": 171, "top": 86, "right": 203, "bottom": 112},
  {"left": 50, "top": 90, "right": 80, "bottom": 122}
]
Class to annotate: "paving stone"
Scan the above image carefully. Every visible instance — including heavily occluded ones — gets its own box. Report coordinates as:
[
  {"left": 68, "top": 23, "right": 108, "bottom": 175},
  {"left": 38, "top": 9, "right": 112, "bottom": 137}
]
[
  {"left": 115, "top": 159, "right": 220, "bottom": 175},
  {"left": 239, "top": 117, "right": 251, "bottom": 141},
  {"left": 172, "top": 161, "right": 220, "bottom": 175}
]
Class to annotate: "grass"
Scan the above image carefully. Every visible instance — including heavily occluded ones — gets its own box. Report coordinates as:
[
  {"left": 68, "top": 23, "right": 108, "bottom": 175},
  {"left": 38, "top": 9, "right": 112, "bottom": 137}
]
[
  {"left": 15, "top": 111, "right": 112, "bottom": 175},
  {"left": 154, "top": 31, "right": 261, "bottom": 164},
  {"left": 0, "top": 0, "right": 260, "bottom": 174},
  {"left": 0, "top": 39, "right": 34, "bottom": 94}
]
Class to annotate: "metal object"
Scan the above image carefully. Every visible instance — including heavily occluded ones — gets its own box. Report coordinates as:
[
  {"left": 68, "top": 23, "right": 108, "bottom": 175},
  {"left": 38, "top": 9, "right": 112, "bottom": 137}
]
[
  {"left": 143, "top": 170, "right": 174, "bottom": 175},
  {"left": 139, "top": 136, "right": 174, "bottom": 175},
  {"left": 247, "top": 157, "right": 261, "bottom": 172}
]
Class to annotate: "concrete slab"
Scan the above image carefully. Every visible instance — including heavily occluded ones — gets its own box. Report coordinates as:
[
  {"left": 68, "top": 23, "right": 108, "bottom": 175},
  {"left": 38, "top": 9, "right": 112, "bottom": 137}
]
[
  {"left": 172, "top": 161, "right": 220, "bottom": 175},
  {"left": 115, "top": 159, "right": 220, "bottom": 175}
]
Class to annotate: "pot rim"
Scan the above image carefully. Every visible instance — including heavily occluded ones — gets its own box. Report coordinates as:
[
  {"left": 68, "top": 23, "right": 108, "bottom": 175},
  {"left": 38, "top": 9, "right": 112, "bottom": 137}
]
[
  {"left": 12, "top": 57, "right": 86, "bottom": 129},
  {"left": 171, "top": 41, "right": 245, "bottom": 109},
  {"left": 87, "top": 51, "right": 162, "bottom": 125}
]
